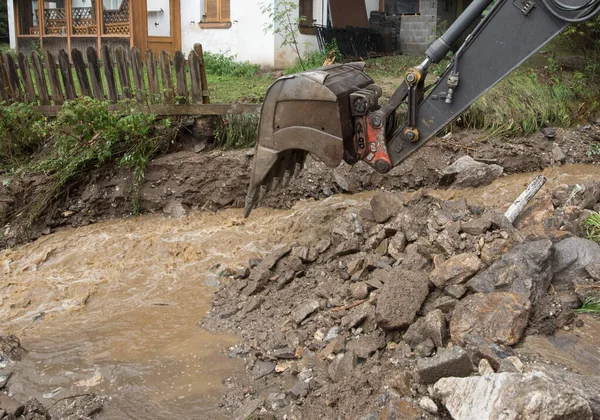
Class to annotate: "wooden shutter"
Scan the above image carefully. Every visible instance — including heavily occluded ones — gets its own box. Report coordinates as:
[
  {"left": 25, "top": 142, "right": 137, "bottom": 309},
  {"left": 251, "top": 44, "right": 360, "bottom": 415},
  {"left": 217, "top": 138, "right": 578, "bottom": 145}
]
[
  {"left": 205, "top": 0, "right": 219, "bottom": 22},
  {"left": 299, "top": 0, "right": 315, "bottom": 35},
  {"left": 221, "top": 0, "right": 230, "bottom": 22}
]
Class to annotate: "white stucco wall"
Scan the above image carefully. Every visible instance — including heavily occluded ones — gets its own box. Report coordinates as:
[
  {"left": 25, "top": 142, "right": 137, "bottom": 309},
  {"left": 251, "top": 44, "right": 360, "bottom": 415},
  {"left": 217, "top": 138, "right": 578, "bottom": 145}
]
[
  {"left": 8, "top": 0, "right": 16, "bottom": 49},
  {"left": 180, "top": 0, "right": 276, "bottom": 67}
]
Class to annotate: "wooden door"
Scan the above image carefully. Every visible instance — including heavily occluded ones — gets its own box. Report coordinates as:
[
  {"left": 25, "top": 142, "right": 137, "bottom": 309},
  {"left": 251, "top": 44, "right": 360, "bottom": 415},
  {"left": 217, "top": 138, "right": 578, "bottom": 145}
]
[{"left": 144, "top": 0, "right": 180, "bottom": 55}]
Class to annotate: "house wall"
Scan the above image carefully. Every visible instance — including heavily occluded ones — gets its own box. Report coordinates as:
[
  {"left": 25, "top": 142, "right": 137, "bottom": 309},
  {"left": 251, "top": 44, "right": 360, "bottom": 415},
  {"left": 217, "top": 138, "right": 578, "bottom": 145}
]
[
  {"left": 8, "top": 0, "right": 16, "bottom": 49},
  {"left": 180, "top": 0, "right": 276, "bottom": 67},
  {"left": 398, "top": 0, "right": 438, "bottom": 55}
]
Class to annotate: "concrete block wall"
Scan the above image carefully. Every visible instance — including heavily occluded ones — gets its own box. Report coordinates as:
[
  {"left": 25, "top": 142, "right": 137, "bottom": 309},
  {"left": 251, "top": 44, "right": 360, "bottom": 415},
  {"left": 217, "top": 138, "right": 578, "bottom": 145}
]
[{"left": 399, "top": 13, "right": 436, "bottom": 55}]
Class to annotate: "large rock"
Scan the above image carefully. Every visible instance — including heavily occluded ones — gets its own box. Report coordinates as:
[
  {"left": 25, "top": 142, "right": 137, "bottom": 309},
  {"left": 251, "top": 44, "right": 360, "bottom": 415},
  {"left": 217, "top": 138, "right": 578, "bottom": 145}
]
[
  {"left": 553, "top": 237, "right": 600, "bottom": 286},
  {"left": 416, "top": 346, "right": 473, "bottom": 384},
  {"left": 450, "top": 292, "right": 531, "bottom": 346},
  {"left": 375, "top": 269, "right": 429, "bottom": 330},
  {"left": 370, "top": 193, "right": 404, "bottom": 223},
  {"left": 429, "top": 253, "right": 484, "bottom": 288},
  {"left": 403, "top": 309, "right": 448, "bottom": 348},
  {"left": 440, "top": 156, "right": 504, "bottom": 189},
  {"left": 434, "top": 372, "right": 593, "bottom": 420},
  {"left": 0, "top": 335, "right": 25, "bottom": 363},
  {"left": 467, "top": 239, "right": 553, "bottom": 304}
]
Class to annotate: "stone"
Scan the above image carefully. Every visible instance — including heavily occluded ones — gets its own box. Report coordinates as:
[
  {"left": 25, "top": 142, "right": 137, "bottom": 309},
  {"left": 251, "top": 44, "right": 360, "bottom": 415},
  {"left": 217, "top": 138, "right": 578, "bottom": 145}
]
[
  {"left": 432, "top": 295, "right": 458, "bottom": 313},
  {"left": 288, "top": 380, "right": 311, "bottom": 399},
  {"left": 318, "top": 337, "right": 345, "bottom": 360},
  {"left": 478, "top": 358, "right": 495, "bottom": 375},
  {"left": 252, "top": 360, "right": 276, "bottom": 380},
  {"left": 267, "top": 392, "right": 287, "bottom": 409},
  {"left": 429, "top": 253, "right": 484, "bottom": 288},
  {"left": 419, "top": 396, "right": 438, "bottom": 414},
  {"left": 347, "top": 257, "right": 364, "bottom": 276},
  {"left": 553, "top": 237, "right": 600, "bottom": 286},
  {"left": 440, "top": 156, "right": 504, "bottom": 189},
  {"left": 414, "top": 338, "right": 435, "bottom": 357},
  {"left": 460, "top": 217, "right": 493, "bottom": 236},
  {"left": 375, "top": 269, "right": 430, "bottom": 330},
  {"left": 433, "top": 372, "right": 593, "bottom": 420},
  {"left": 162, "top": 200, "right": 189, "bottom": 218},
  {"left": 586, "top": 263, "right": 600, "bottom": 281},
  {"left": 498, "top": 356, "right": 524, "bottom": 373},
  {"left": 416, "top": 346, "right": 473, "bottom": 384},
  {"left": 360, "top": 208, "right": 376, "bottom": 222},
  {"left": 445, "top": 284, "right": 468, "bottom": 299},
  {"left": 332, "top": 213, "right": 364, "bottom": 240},
  {"left": 260, "top": 246, "right": 292, "bottom": 270},
  {"left": 463, "top": 333, "right": 514, "bottom": 370},
  {"left": 291, "top": 300, "right": 320, "bottom": 325},
  {"left": 370, "top": 193, "right": 404, "bottom": 223},
  {"left": 378, "top": 398, "right": 421, "bottom": 420},
  {"left": 400, "top": 244, "right": 430, "bottom": 271},
  {"left": 351, "top": 282, "right": 370, "bottom": 300},
  {"left": 480, "top": 238, "right": 513, "bottom": 265},
  {"left": 328, "top": 351, "right": 357, "bottom": 382},
  {"left": 553, "top": 145, "right": 567, "bottom": 162},
  {"left": 388, "top": 370, "right": 413, "bottom": 397},
  {"left": 0, "top": 371, "right": 11, "bottom": 388},
  {"left": 291, "top": 246, "right": 311, "bottom": 263},
  {"left": 0, "top": 335, "right": 25, "bottom": 362},
  {"left": 450, "top": 292, "right": 531, "bottom": 346},
  {"left": 0, "top": 394, "right": 24, "bottom": 417},
  {"left": 403, "top": 310, "right": 448, "bottom": 348},
  {"left": 387, "top": 232, "right": 407, "bottom": 260},
  {"left": 233, "top": 398, "right": 262, "bottom": 420},
  {"left": 334, "top": 168, "right": 358, "bottom": 193},
  {"left": 467, "top": 239, "right": 553, "bottom": 304},
  {"left": 334, "top": 239, "right": 362, "bottom": 256},
  {"left": 345, "top": 331, "right": 386, "bottom": 358},
  {"left": 541, "top": 127, "right": 556, "bottom": 138}
]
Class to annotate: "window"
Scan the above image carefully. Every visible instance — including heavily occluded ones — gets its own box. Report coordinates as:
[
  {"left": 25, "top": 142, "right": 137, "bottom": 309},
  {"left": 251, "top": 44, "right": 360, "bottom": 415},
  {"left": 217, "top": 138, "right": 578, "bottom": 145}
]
[
  {"left": 200, "top": 0, "right": 231, "bottom": 28},
  {"left": 384, "top": 0, "right": 420, "bottom": 14},
  {"left": 299, "top": 0, "right": 315, "bottom": 35}
]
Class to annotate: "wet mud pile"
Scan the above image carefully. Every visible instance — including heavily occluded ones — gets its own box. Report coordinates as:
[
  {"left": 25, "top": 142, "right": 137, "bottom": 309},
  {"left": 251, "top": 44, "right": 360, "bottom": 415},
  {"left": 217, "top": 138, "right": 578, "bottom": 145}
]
[
  {"left": 1, "top": 126, "right": 599, "bottom": 250},
  {"left": 202, "top": 177, "right": 600, "bottom": 419}
]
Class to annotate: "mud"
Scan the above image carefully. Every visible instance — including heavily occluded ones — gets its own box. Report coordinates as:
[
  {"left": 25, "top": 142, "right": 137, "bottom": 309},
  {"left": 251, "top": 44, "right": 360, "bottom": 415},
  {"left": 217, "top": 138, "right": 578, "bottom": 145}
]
[{"left": 1, "top": 126, "right": 599, "bottom": 250}]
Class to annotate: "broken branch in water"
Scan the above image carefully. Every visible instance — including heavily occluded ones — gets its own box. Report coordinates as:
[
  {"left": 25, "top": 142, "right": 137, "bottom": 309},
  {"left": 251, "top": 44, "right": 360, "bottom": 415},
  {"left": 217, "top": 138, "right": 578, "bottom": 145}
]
[{"left": 504, "top": 175, "right": 547, "bottom": 224}]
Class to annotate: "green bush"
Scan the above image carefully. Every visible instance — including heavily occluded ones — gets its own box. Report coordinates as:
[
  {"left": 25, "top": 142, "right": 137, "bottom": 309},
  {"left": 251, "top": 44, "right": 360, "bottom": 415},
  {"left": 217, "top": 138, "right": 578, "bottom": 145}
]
[
  {"left": 0, "top": 102, "right": 49, "bottom": 166},
  {"left": 584, "top": 211, "right": 600, "bottom": 245},
  {"left": 204, "top": 51, "right": 260, "bottom": 77},
  {"left": 214, "top": 114, "right": 259, "bottom": 149}
]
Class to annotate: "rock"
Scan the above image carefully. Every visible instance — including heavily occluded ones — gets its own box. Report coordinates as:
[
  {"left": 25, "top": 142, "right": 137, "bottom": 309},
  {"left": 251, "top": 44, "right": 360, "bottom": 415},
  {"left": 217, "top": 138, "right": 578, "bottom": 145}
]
[
  {"left": 388, "top": 370, "right": 412, "bottom": 397},
  {"left": 0, "top": 394, "right": 24, "bottom": 417},
  {"left": 252, "top": 360, "right": 276, "bottom": 380},
  {"left": 260, "top": 246, "right": 292, "bottom": 270},
  {"left": 0, "top": 371, "right": 11, "bottom": 389},
  {"left": 445, "top": 284, "right": 467, "bottom": 299},
  {"left": 416, "top": 346, "right": 473, "bottom": 384},
  {"left": 400, "top": 244, "right": 431, "bottom": 271},
  {"left": 450, "top": 292, "right": 531, "bottom": 346},
  {"left": 467, "top": 239, "right": 553, "bottom": 304},
  {"left": 334, "top": 168, "right": 358, "bottom": 193},
  {"left": 334, "top": 239, "right": 362, "bottom": 256},
  {"left": 498, "top": 356, "right": 524, "bottom": 373},
  {"left": 0, "top": 335, "right": 25, "bottom": 362},
  {"left": 480, "top": 238, "right": 513, "bottom": 265},
  {"left": 414, "top": 338, "right": 436, "bottom": 357},
  {"left": 460, "top": 217, "right": 492, "bottom": 235},
  {"left": 553, "top": 237, "right": 600, "bottom": 286},
  {"left": 440, "top": 156, "right": 504, "bottom": 189},
  {"left": 233, "top": 398, "right": 262, "bottom": 420},
  {"left": 586, "top": 263, "right": 600, "bottom": 281},
  {"left": 463, "top": 333, "right": 514, "bottom": 370},
  {"left": 370, "top": 193, "right": 404, "bottom": 223},
  {"left": 318, "top": 337, "right": 345, "bottom": 360},
  {"left": 291, "top": 300, "right": 320, "bottom": 325},
  {"left": 329, "top": 351, "right": 357, "bottom": 382},
  {"left": 433, "top": 372, "right": 593, "bottom": 420},
  {"left": 478, "top": 358, "right": 495, "bottom": 375},
  {"left": 162, "top": 200, "right": 190, "bottom": 218},
  {"left": 288, "top": 379, "right": 311, "bottom": 399},
  {"left": 375, "top": 269, "right": 430, "bottom": 330},
  {"left": 429, "top": 253, "right": 484, "bottom": 288},
  {"left": 419, "top": 396, "right": 438, "bottom": 414},
  {"left": 541, "top": 127, "right": 556, "bottom": 138},
  {"left": 267, "top": 392, "right": 287, "bottom": 409},
  {"left": 360, "top": 208, "right": 377, "bottom": 222},
  {"left": 432, "top": 295, "right": 458, "bottom": 313},
  {"left": 378, "top": 398, "right": 421, "bottom": 420},
  {"left": 403, "top": 310, "right": 448, "bottom": 348},
  {"left": 553, "top": 145, "right": 567, "bottom": 162},
  {"left": 346, "top": 331, "right": 386, "bottom": 358},
  {"left": 387, "top": 232, "right": 407, "bottom": 260}
]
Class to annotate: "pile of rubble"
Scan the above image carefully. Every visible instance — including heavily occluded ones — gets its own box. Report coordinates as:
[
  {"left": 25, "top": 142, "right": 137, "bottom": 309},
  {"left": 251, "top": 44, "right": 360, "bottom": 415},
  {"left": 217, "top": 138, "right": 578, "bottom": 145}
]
[
  {"left": 0, "top": 336, "right": 104, "bottom": 420},
  {"left": 202, "top": 178, "right": 600, "bottom": 419}
]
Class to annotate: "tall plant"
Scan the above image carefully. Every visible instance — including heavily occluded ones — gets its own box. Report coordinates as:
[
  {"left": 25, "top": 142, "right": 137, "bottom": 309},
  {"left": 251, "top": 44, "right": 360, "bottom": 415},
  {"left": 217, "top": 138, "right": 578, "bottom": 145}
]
[{"left": 260, "top": 1, "right": 307, "bottom": 70}]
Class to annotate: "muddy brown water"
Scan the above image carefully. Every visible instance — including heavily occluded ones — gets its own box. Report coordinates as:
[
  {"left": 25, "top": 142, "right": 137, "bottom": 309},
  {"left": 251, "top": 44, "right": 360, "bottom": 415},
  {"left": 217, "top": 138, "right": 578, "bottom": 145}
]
[{"left": 1, "top": 164, "right": 600, "bottom": 418}]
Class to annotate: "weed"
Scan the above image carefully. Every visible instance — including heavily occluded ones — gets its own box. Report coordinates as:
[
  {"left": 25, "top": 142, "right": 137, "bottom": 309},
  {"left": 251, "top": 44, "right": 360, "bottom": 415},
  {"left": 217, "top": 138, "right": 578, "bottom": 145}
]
[
  {"left": 285, "top": 41, "right": 343, "bottom": 74},
  {"left": 583, "top": 211, "right": 600, "bottom": 245},
  {"left": 214, "top": 114, "right": 260, "bottom": 149},
  {"left": 0, "top": 102, "right": 49, "bottom": 167},
  {"left": 261, "top": 0, "right": 306, "bottom": 70},
  {"left": 203, "top": 51, "right": 260, "bottom": 77},
  {"left": 588, "top": 143, "right": 600, "bottom": 158},
  {"left": 576, "top": 297, "right": 600, "bottom": 314}
]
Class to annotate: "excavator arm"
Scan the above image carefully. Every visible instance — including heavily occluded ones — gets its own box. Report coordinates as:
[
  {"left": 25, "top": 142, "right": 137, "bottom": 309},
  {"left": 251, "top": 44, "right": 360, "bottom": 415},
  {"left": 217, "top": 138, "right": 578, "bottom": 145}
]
[{"left": 244, "top": 0, "right": 599, "bottom": 217}]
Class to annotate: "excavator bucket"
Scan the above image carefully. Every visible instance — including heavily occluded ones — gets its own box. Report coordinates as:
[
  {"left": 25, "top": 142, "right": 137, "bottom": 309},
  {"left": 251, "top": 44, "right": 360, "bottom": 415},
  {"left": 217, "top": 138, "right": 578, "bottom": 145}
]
[{"left": 244, "top": 62, "right": 374, "bottom": 217}]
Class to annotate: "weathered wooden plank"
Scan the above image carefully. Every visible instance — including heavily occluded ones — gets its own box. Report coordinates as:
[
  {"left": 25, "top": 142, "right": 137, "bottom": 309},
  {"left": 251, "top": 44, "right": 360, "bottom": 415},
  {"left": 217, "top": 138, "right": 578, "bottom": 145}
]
[
  {"left": 0, "top": 54, "right": 9, "bottom": 102},
  {"left": 101, "top": 45, "right": 118, "bottom": 102},
  {"left": 174, "top": 50, "right": 187, "bottom": 104},
  {"left": 188, "top": 50, "right": 203, "bottom": 104},
  {"left": 131, "top": 47, "right": 145, "bottom": 103},
  {"left": 58, "top": 50, "right": 76, "bottom": 101},
  {"left": 115, "top": 46, "right": 132, "bottom": 99},
  {"left": 193, "top": 44, "right": 210, "bottom": 104},
  {"left": 71, "top": 48, "right": 92, "bottom": 97},
  {"left": 4, "top": 52, "right": 23, "bottom": 101},
  {"left": 20, "top": 103, "right": 262, "bottom": 117},
  {"left": 18, "top": 52, "right": 36, "bottom": 103},
  {"left": 43, "top": 49, "right": 65, "bottom": 106},
  {"left": 145, "top": 49, "right": 159, "bottom": 101},
  {"left": 30, "top": 51, "right": 51, "bottom": 106},
  {"left": 159, "top": 51, "right": 174, "bottom": 104},
  {"left": 86, "top": 46, "right": 104, "bottom": 100}
]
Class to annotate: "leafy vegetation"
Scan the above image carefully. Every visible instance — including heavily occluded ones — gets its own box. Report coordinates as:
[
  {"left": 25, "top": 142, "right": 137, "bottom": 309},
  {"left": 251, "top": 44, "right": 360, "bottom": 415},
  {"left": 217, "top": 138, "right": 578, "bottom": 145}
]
[
  {"left": 214, "top": 114, "right": 260, "bottom": 149},
  {"left": 0, "top": 103, "right": 49, "bottom": 167},
  {"left": 261, "top": 0, "right": 307, "bottom": 70},
  {"left": 203, "top": 51, "right": 260, "bottom": 77},
  {"left": 576, "top": 297, "right": 600, "bottom": 314},
  {"left": 584, "top": 211, "right": 600, "bottom": 245}
]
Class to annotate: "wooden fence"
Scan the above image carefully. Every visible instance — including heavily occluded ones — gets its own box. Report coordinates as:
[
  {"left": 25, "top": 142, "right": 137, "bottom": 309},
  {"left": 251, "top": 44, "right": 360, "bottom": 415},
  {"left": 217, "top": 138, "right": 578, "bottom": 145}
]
[{"left": 0, "top": 43, "right": 261, "bottom": 117}]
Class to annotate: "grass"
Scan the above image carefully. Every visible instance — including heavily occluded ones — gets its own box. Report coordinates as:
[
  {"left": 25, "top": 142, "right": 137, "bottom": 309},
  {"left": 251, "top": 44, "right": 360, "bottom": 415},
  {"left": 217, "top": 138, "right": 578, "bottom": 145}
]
[
  {"left": 584, "top": 212, "right": 600, "bottom": 245},
  {"left": 576, "top": 297, "right": 600, "bottom": 314}
]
